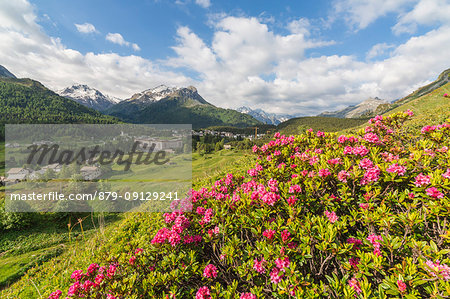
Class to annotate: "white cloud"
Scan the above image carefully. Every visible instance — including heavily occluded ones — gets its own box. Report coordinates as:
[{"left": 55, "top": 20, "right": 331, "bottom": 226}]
[
  {"left": 333, "top": 0, "right": 415, "bottom": 30},
  {"left": 75, "top": 22, "right": 97, "bottom": 34},
  {"left": 0, "top": 1, "right": 189, "bottom": 99},
  {"left": 106, "top": 32, "right": 140, "bottom": 51},
  {"left": 366, "top": 43, "right": 395, "bottom": 59},
  {"left": 393, "top": 0, "right": 450, "bottom": 34},
  {"left": 195, "top": 0, "right": 211, "bottom": 8},
  {"left": 0, "top": 0, "right": 449, "bottom": 116}
]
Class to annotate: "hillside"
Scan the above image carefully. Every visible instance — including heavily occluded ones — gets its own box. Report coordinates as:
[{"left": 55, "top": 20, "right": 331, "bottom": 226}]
[
  {"left": 3, "top": 110, "right": 448, "bottom": 298},
  {"left": 107, "top": 85, "right": 261, "bottom": 129},
  {"left": 277, "top": 116, "right": 368, "bottom": 135},
  {"left": 0, "top": 77, "right": 118, "bottom": 140}
]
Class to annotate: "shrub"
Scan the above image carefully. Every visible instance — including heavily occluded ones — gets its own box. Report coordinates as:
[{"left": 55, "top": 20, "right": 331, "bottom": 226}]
[{"left": 49, "top": 110, "right": 450, "bottom": 298}]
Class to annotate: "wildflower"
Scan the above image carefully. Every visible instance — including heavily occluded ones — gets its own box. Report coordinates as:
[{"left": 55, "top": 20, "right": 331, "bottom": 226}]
[
  {"left": 386, "top": 163, "right": 406, "bottom": 176},
  {"left": 67, "top": 282, "right": 81, "bottom": 297},
  {"left": 318, "top": 168, "right": 331, "bottom": 177},
  {"left": 196, "top": 286, "right": 212, "bottom": 299},
  {"left": 364, "top": 133, "right": 380, "bottom": 144},
  {"left": 106, "top": 295, "right": 116, "bottom": 299},
  {"left": 253, "top": 258, "right": 266, "bottom": 274},
  {"left": 425, "top": 260, "right": 450, "bottom": 281},
  {"left": 135, "top": 248, "right": 144, "bottom": 255},
  {"left": 317, "top": 131, "right": 325, "bottom": 137},
  {"left": 325, "top": 211, "right": 339, "bottom": 223},
  {"left": 247, "top": 168, "right": 258, "bottom": 176},
  {"left": 270, "top": 267, "right": 283, "bottom": 284},
  {"left": 48, "top": 290, "right": 62, "bottom": 299},
  {"left": 95, "top": 273, "right": 104, "bottom": 285},
  {"left": 349, "top": 257, "right": 360, "bottom": 267},
  {"left": 281, "top": 230, "right": 291, "bottom": 242},
  {"left": 359, "top": 158, "right": 374, "bottom": 169},
  {"left": 348, "top": 277, "right": 362, "bottom": 294},
  {"left": 337, "top": 135, "right": 347, "bottom": 143},
  {"left": 414, "top": 173, "right": 430, "bottom": 187},
  {"left": 263, "top": 229, "right": 275, "bottom": 240},
  {"left": 367, "top": 234, "right": 383, "bottom": 256},
  {"left": 275, "top": 256, "right": 290, "bottom": 270},
  {"left": 203, "top": 264, "right": 217, "bottom": 278},
  {"left": 287, "top": 196, "right": 298, "bottom": 206},
  {"left": 129, "top": 256, "right": 136, "bottom": 265},
  {"left": 107, "top": 264, "right": 117, "bottom": 278},
  {"left": 86, "top": 263, "right": 99, "bottom": 276},
  {"left": 338, "top": 170, "right": 350, "bottom": 183},
  {"left": 240, "top": 293, "right": 257, "bottom": 299},
  {"left": 347, "top": 238, "right": 363, "bottom": 249},
  {"left": 70, "top": 270, "right": 84, "bottom": 281},
  {"left": 397, "top": 280, "right": 407, "bottom": 292},
  {"left": 289, "top": 184, "right": 302, "bottom": 193},
  {"left": 443, "top": 168, "right": 450, "bottom": 179},
  {"left": 362, "top": 166, "right": 380, "bottom": 184},
  {"left": 426, "top": 187, "right": 444, "bottom": 199},
  {"left": 82, "top": 280, "right": 94, "bottom": 292}
]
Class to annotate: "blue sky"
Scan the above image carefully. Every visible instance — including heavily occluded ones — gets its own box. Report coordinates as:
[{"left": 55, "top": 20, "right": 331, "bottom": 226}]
[{"left": 0, "top": 0, "right": 449, "bottom": 115}]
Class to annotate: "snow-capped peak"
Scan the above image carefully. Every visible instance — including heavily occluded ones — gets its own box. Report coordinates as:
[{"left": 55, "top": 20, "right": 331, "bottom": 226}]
[
  {"left": 236, "top": 106, "right": 294, "bottom": 125},
  {"left": 57, "top": 84, "right": 122, "bottom": 111}
]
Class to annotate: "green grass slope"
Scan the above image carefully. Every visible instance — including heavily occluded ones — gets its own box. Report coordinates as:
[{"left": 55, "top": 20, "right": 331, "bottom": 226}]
[{"left": 277, "top": 116, "right": 368, "bottom": 135}]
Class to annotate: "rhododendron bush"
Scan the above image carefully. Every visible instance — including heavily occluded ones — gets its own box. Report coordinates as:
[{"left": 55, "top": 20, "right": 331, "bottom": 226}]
[{"left": 50, "top": 111, "right": 450, "bottom": 298}]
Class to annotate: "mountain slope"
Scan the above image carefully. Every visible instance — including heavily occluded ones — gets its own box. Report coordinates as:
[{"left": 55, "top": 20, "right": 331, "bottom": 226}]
[
  {"left": 236, "top": 106, "right": 293, "bottom": 125},
  {"left": 57, "top": 84, "right": 121, "bottom": 111},
  {"left": 0, "top": 65, "right": 16, "bottom": 78},
  {"left": 277, "top": 116, "right": 368, "bottom": 135},
  {"left": 107, "top": 85, "right": 261, "bottom": 129},
  {"left": 0, "top": 77, "right": 118, "bottom": 140},
  {"left": 319, "top": 97, "right": 389, "bottom": 118}
]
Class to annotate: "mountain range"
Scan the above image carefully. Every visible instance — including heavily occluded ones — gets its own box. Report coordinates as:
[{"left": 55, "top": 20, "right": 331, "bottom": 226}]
[
  {"left": 236, "top": 106, "right": 293, "bottom": 125},
  {"left": 106, "top": 85, "right": 261, "bottom": 129},
  {"left": 319, "top": 97, "right": 390, "bottom": 118},
  {"left": 57, "top": 84, "right": 122, "bottom": 111}
]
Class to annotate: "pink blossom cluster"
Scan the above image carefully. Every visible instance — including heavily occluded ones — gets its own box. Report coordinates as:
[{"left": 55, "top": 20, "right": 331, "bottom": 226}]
[
  {"left": 361, "top": 166, "right": 380, "bottom": 185},
  {"left": 196, "top": 286, "right": 211, "bottom": 299},
  {"left": 347, "top": 238, "right": 363, "bottom": 249},
  {"left": 203, "top": 264, "right": 218, "bottom": 278},
  {"left": 386, "top": 163, "right": 407, "bottom": 176},
  {"left": 364, "top": 133, "right": 380, "bottom": 144},
  {"left": 253, "top": 258, "right": 267, "bottom": 273},
  {"left": 348, "top": 277, "right": 362, "bottom": 294},
  {"left": 426, "top": 187, "right": 444, "bottom": 199},
  {"left": 425, "top": 260, "right": 450, "bottom": 280},
  {"left": 240, "top": 293, "right": 257, "bottom": 299},
  {"left": 414, "top": 173, "right": 430, "bottom": 187},
  {"left": 359, "top": 158, "right": 374, "bottom": 169},
  {"left": 343, "top": 145, "right": 369, "bottom": 156},
  {"left": 367, "top": 234, "right": 383, "bottom": 256},
  {"left": 324, "top": 211, "right": 339, "bottom": 223}
]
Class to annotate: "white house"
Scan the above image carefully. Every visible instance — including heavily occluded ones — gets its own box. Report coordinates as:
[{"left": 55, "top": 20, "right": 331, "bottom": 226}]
[{"left": 6, "top": 168, "right": 32, "bottom": 182}]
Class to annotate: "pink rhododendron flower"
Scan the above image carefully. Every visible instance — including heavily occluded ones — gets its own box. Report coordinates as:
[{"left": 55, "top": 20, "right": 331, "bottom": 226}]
[
  {"left": 129, "top": 256, "right": 136, "bottom": 265},
  {"left": 287, "top": 196, "right": 298, "bottom": 206},
  {"left": 425, "top": 260, "right": 450, "bottom": 281},
  {"left": 316, "top": 130, "right": 325, "bottom": 137},
  {"left": 281, "top": 230, "right": 291, "bottom": 242},
  {"left": 95, "top": 273, "right": 104, "bottom": 285},
  {"left": 106, "top": 294, "right": 116, "bottom": 299},
  {"left": 386, "top": 163, "right": 406, "bottom": 176},
  {"left": 107, "top": 264, "right": 117, "bottom": 278},
  {"left": 275, "top": 256, "right": 290, "bottom": 270},
  {"left": 48, "top": 290, "right": 62, "bottom": 299},
  {"left": 318, "top": 168, "right": 331, "bottom": 177},
  {"left": 325, "top": 211, "right": 339, "bottom": 223},
  {"left": 338, "top": 170, "right": 350, "bottom": 183},
  {"left": 397, "top": 280, "right": 407, "bottom": 292},
  {"left": 82, "top": 280, "right": 94, "bottom": 292},
  {"left": 67, "top": 281, "right": 81, "bottom": 297},
  {"left": 362, "top": 166, "right": 380, "bottom": 184},
  {"left": 203, "top": 264, "right": 217, "bottom": 278},
  {"left": 421, "top": 125, "right": 437, "bottom": 134},
  {"left": 240, "top": 293, "right": 257, "bottom": 299},
  {"left": 443, "top": 168, "right": 450, "bottom": 179},
  {"left": 289, "top": 184, "right": 302, "bottom": 193},
  {"left": 347, "top": 238, "right": 363, "bottom": 249},
  {"left": 270, "top": 267, "right": 283, "bottom": 284},
  {"left": 247, "top": 168, "right": 258, "bottom": 176},
  {"left": 349, "top": 257, "right": 360, "bottom": 267},
  {"left": 414, "top": 173, "right": 431, "bottom": 187},
  {"left": 359, "top": 158, "right": 374, "bottom": 169},
  {"left": 253, "top": 258, "right": 266, "bottom": 274},
  {"left": 359, "top": 203, "right": 369, "bottom": 210},
  {"left": 426, "top": 187, "right": 444, "bottom": 199},
  {"left": 196, "top": 286, "right": 212, "bottom": 299},
  {"left": 367, "top": 234, "right": 383, "bottom": 256},
  {"left": 71, "top": 270, "right": 84, "bottom": 281},
  {"left": 364, "top": 133, "right": 380, "bottom": 143},
  {"left": 348, "top": 277, "right": 362, "bottom": 294},
  {"left": 263, "top": 229, "right": 275, "bottom": 239},
  {"left": 337, "top": 135, "right": 347, "bottom": 143},
  {"left": 135, "top": 248, "right": 144, "bottom": 255}
]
